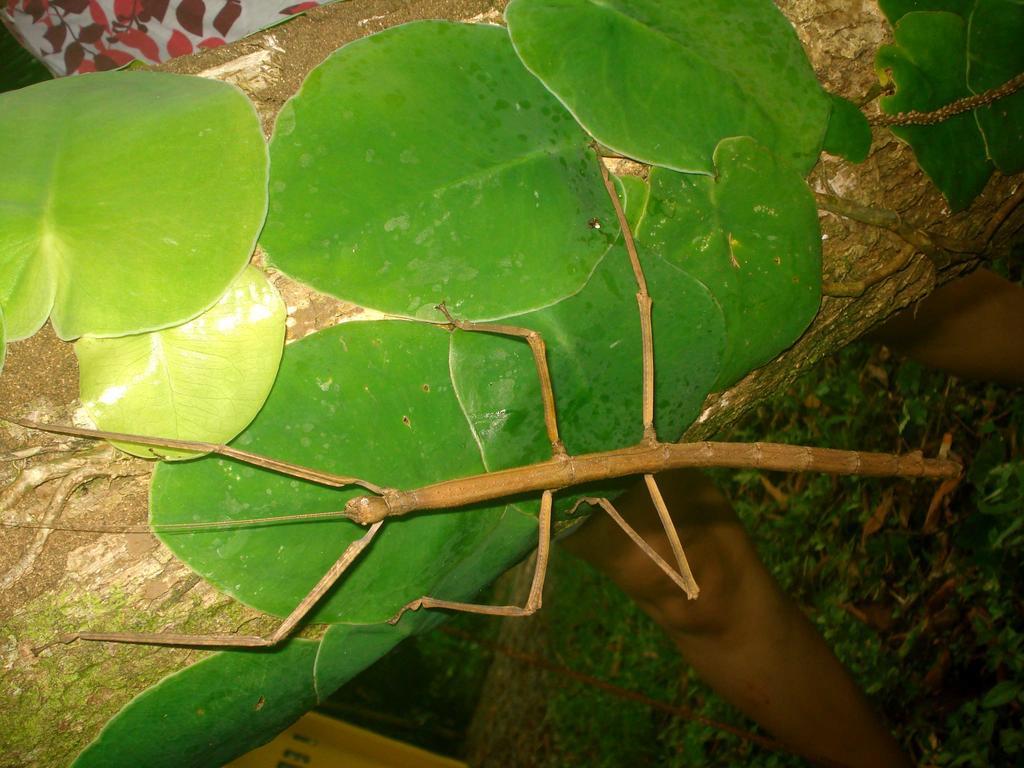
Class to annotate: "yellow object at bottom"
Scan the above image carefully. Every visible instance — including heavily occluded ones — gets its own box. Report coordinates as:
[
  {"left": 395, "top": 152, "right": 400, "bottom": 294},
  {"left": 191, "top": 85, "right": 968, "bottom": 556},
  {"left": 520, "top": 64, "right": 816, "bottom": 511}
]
[{"left": 226, "top": 710, "right": 468, "bottom": 768}]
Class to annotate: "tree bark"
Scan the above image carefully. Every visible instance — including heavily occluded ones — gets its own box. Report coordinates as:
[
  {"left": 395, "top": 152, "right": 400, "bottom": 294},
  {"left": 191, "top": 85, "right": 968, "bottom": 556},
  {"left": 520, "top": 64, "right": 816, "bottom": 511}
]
[{"left": 0, "top": 1, "right": 1019, "bottom": 765}]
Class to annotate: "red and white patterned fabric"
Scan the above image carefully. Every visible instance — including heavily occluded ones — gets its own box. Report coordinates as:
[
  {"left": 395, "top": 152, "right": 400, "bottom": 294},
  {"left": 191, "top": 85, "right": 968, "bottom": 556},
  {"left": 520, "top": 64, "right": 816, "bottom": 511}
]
[{"left": 3, "top": 0, "right": 322, "bottom": 75}]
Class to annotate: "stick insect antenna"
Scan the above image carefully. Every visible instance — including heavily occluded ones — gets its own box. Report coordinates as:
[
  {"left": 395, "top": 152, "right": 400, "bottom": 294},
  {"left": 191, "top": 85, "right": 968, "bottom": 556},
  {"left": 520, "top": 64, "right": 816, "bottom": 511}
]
[{"left": 5, "top": 417, "right": 392, "bottom": 496}]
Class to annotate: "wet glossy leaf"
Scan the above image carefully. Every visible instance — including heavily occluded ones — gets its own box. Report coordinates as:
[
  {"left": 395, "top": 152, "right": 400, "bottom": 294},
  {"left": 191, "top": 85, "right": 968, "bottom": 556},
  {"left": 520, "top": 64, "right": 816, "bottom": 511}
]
[
  {"left": 637, "top": 137, "right": 821, "bottom": 389},
  {"left": 261, "top": 21, "right": 614, "bottom": 321},
  {"left": 823, "top": 93, "right": 872, "bottom": 163},
  {"left": 0, "top": 71, "right": 267, "bottom": 341},
  {"left": 76, "top": 267, "right": 286, "bottom": 460},
  {"left": 72, "top": 640, "right": 321, "bottom": 768},
  {"left": 505, "top": 0, "right": 830, "bottom": 175},
  {"left": 150, "top": 320, "right": 539, "bottom": 623}
]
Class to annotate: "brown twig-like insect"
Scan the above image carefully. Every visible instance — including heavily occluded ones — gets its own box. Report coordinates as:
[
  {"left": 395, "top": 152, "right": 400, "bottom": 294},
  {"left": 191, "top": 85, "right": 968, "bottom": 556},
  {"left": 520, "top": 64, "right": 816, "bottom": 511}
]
[{"left": 7, "top": 160, "right": 961, "bottom": 651}]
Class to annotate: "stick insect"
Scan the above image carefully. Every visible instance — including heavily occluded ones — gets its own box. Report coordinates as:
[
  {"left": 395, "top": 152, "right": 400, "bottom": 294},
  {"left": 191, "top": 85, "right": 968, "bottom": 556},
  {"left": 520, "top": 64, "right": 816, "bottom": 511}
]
[{"left": 7, "top": 160, "right": 961, "bottom": 653}]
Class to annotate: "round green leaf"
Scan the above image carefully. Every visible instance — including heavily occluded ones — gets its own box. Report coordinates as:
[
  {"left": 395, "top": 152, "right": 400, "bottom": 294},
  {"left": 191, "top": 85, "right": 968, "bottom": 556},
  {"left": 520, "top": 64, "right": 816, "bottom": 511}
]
[
  {"left": 505, "top": 0, "right": 831, "bottom": 175},
  {"left": 261, "top": 21, "right": 614, "bottom": 321},
  {"left": 150, "top": 320, "right": 539, "bottom": 623},
  {"left": 76, "top": 267, "right": 286, "bottom": 460},
  {"left": 638, "top": 137, "right": 821, "bottom": 389},
  {"left": 72, "top": 640, "right": 320, "bottom": 768},
  {"left": 0, "top": 71, "right": 268, "bottom": 341}
]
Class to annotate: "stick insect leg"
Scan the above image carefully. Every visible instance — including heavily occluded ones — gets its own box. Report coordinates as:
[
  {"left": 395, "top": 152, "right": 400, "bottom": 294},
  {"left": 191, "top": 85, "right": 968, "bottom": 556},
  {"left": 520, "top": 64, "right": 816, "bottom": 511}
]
[
  {"left": 643, "top": 474, "right": 699, "bottom": 598},
  {"left": 389, "top": 490, "right": 553, "bottom": 623},
  {"left": 6, "top": 418, "right": 389, "bottom": 495},
  {"left": 40, "top": 521, "right": 384, "bottom": 652},
  {"left": 437, "top": 304, "right": 566, "bottom": 458},
  {"left": 572, "top": 492, "right": 699, "bottom": 599},
  {"left": 596, "top": 159, "right": 657, "bottom": 444}
]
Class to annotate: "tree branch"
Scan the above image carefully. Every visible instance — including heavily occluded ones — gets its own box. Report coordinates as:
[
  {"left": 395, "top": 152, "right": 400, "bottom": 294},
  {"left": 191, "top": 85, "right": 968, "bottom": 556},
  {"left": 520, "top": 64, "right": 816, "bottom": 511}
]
[{"left": 817, "top": 187, "right": 1024, "bottom": 297}]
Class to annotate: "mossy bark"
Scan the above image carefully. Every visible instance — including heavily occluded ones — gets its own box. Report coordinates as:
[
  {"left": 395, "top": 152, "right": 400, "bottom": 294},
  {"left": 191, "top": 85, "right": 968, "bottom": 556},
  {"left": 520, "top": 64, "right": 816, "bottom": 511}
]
[{"left": 0, "top": 1, "right": 1019, "bottom": 766}]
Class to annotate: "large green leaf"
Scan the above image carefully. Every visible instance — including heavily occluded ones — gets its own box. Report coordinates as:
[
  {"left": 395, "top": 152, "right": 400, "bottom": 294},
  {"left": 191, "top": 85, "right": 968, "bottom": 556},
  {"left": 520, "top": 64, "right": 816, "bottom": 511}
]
[
  {"left": 150, "top": 320, "right": 539, "bottom": 623},
  {"left": 0, "top": 71, "right": 267, "bottom": 341},
  {"left": 637, "top": 137, "right": 822, "bottom": 389},
  {"left": 72, "top": 639, "right": 321, "bottom": 768},
  {"left": 76, "top": 267, "right": 286, "bottom": 460},
  {"left": 439, "top": 169, "right": 725, "bottom": 506},
  {"left": 876, "top": 5, "right": 1024, "bottom": 210},
  {"left": 261, "top": 21, "right": 613, "bottom": 321},
  {"left": 505, "top": 0, "right": 830, "bottom": 175}
]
